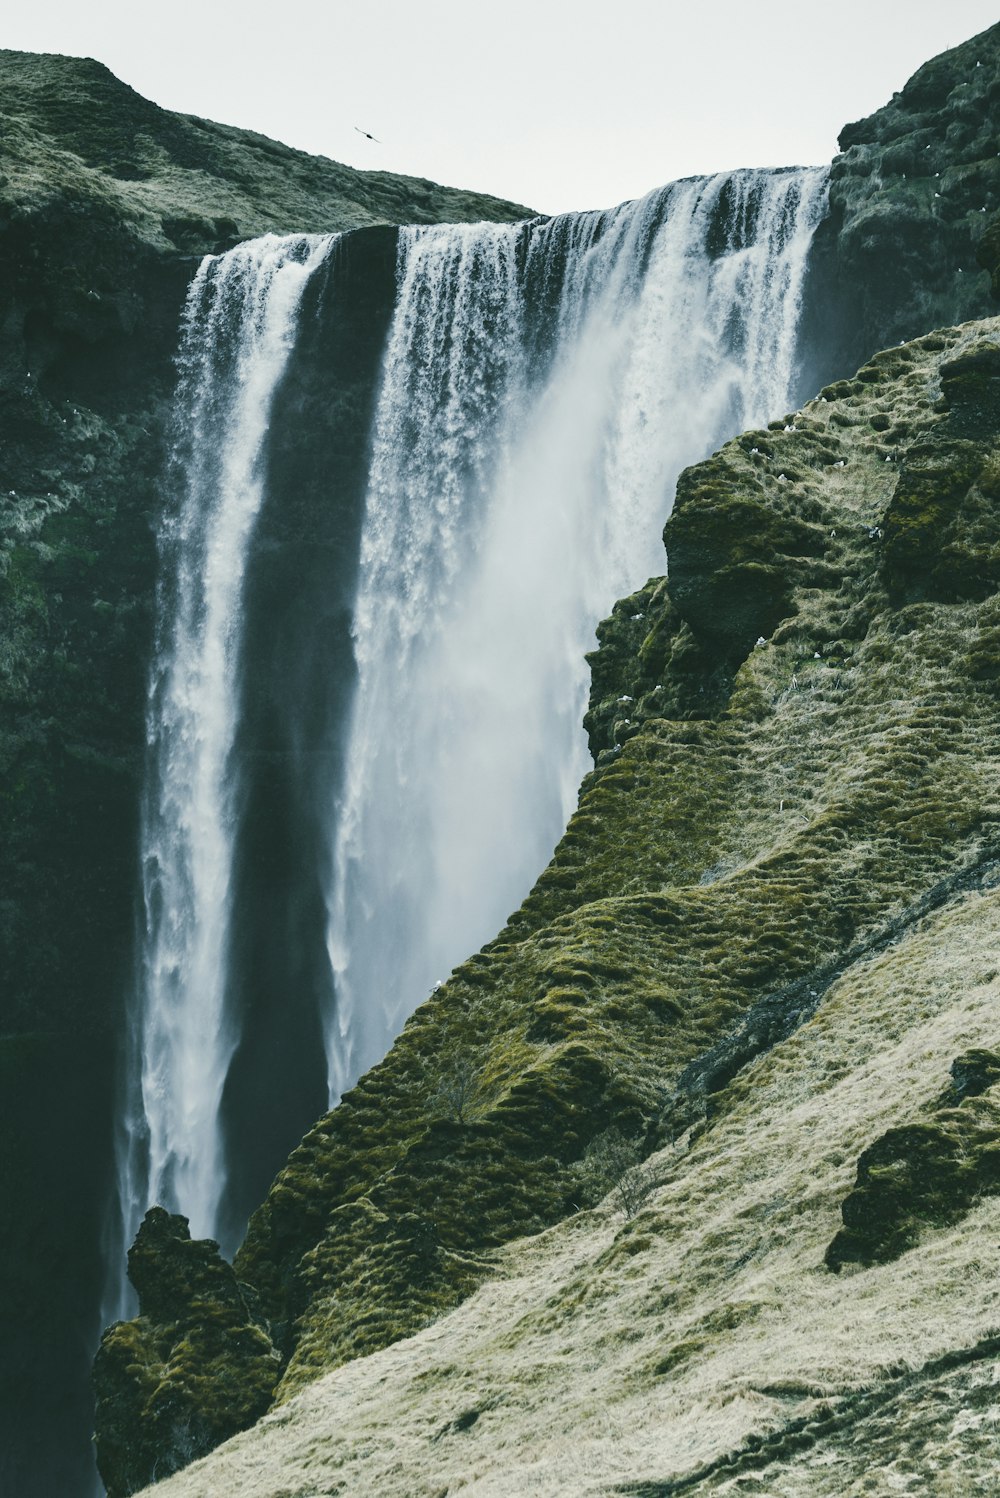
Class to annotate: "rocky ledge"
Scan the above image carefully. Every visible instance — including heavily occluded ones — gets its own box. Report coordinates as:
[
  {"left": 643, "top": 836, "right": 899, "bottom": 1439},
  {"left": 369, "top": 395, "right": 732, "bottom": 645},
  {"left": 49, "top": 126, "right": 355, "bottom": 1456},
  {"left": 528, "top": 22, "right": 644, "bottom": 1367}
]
[{"left": 802, "top": 21, "right": 1000, "bottom": 378}]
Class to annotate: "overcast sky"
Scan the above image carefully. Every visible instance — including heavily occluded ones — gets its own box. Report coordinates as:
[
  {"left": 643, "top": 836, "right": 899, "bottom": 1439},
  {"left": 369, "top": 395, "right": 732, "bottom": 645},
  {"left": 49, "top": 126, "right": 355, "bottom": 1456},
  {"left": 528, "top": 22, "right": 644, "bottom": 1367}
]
[{"left": 5, "top": 1, "right": 1000, "bottom": 214}]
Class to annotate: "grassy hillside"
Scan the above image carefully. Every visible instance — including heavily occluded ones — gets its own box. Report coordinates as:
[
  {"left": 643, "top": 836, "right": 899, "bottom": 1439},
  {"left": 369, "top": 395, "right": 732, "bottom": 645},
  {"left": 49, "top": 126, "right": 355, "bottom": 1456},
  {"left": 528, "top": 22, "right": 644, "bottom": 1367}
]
[{"left": 121, "top": 316, "right": 1000, "bottom": 1494}]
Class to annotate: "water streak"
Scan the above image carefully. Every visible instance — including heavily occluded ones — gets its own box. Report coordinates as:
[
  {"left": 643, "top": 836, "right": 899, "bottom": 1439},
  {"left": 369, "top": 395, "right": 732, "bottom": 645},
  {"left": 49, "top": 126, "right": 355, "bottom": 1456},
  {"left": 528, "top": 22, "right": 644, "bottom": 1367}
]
[
  {"left": 115, "top": 233, "right": 332, "bottom": 1276},
  {"left": 325, "top": 167, "right": 828, "bottom": 1099}
]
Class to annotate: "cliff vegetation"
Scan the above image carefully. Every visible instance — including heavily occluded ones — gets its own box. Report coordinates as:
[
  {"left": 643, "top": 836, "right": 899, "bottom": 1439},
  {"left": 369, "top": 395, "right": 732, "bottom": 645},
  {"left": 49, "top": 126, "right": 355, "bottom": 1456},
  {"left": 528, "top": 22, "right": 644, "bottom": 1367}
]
[{"left": 123, "top": 317, "right": 1000, "bottom": 1495}]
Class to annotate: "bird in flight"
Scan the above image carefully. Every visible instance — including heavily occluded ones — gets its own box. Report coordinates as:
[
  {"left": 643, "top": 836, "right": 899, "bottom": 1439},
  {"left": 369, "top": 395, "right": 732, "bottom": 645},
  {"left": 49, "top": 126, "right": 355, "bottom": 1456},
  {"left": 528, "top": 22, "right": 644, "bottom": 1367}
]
[{"left": 354, "top": 126, "right": 382, "bottom": 143}]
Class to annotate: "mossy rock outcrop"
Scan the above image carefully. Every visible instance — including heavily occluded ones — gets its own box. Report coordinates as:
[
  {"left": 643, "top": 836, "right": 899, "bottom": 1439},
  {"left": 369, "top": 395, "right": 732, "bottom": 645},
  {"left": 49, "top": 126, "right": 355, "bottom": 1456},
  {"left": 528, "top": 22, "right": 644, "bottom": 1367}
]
[
  {"left": 878, "top": 338, "right": 1000, "bottom": 599},
  {"left": 663, "top": 448, "right": 833, "bottom": 659},
  {"left": 826, "top": 1050, "right": 1000, "bottom": 1269},
  {"left": 801, "top": 22, "right": 1000, "bottom": 378},
  {"left": 93, "top": 1209, "right": 281, "bottom": 1497}
]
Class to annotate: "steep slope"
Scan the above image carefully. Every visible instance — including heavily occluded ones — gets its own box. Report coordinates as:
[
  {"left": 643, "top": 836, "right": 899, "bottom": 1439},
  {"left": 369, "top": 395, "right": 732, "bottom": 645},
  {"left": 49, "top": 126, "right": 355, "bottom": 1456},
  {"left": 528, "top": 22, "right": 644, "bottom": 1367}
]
[{"left": 123, "top": 320, "right": 1000, "bottom": 1495}]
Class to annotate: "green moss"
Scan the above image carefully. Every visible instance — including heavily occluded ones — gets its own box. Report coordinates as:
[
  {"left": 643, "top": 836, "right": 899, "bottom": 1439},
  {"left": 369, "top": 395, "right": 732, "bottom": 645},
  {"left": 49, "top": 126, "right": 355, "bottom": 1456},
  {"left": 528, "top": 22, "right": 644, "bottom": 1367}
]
[
  {"left": 663, "top": 449, "right": 832, "bottom": 658},
  {"left": 118, "top": 312, "right": 1000, "bottom": 1470},
  {"left": 93, "top": 1210, "right": 281, "bottom": 1498}
]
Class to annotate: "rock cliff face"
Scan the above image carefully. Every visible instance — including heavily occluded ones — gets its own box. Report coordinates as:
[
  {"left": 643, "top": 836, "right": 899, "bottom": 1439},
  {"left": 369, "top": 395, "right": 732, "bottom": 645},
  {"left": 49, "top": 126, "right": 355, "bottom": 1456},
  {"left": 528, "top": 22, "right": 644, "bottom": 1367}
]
[
  {"left": 127, "top": 308, "right": 1000, "bottom": 1498},
  {"left": 801, "top": 22, "right": 1000, "bottom": 383},
  {"left": 0, "top": 50, "right": 529, "bottom": 1498},
  {"left": 93, "top": 1208, "right": 282, "bottom": 1492}
]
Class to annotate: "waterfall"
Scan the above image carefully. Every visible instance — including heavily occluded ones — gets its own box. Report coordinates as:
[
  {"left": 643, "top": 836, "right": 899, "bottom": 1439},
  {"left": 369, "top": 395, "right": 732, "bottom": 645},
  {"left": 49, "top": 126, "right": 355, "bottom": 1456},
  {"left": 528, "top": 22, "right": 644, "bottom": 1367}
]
[
  {"left": 114, "top": 233, "right": 333, "bottom": 1277},
  {"left": 110, "top": 165, "right": 827, "bottom": 1290},
  {"left": 324, "top": 166, "right": 828, "bottom": 1099}
]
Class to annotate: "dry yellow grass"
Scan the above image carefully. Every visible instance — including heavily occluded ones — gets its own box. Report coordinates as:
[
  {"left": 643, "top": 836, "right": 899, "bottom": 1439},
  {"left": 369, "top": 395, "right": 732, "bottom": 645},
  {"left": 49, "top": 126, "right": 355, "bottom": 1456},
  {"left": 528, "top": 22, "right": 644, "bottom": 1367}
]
[{"left": 146, "top": 671, "right": 1000, "bottom": 1498}]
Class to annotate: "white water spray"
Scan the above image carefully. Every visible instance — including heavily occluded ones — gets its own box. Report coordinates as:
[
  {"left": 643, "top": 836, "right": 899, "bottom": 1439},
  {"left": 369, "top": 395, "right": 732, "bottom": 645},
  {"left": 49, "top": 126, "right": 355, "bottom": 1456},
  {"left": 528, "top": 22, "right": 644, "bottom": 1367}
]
[
  {"left": 325, "top": 167, "right": 828, "bottom": 1099},
  {"left": 115, "top": 234, "right": 332, "bottom": 1271}
]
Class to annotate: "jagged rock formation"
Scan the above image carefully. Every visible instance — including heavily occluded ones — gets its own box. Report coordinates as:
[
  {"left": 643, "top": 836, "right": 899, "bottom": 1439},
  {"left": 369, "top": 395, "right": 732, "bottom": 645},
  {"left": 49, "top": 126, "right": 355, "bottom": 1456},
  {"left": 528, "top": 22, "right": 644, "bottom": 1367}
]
[
  {"left": 136, "top": 318, "right": 1000, "bottom": 1494},
  {"left": 93, "top": 1209, "right": 281, "bottom": 1496},
  {"left": 802, "top": 21, "right": 1000, "bottom": 380}
]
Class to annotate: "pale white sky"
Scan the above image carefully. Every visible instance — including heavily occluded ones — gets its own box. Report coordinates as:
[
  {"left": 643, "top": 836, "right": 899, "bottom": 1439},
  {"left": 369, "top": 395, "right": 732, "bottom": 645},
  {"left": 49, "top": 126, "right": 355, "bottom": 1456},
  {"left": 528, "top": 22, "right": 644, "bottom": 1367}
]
[{"left": 4, "top": 1, "right": 999, "bottom": 214}]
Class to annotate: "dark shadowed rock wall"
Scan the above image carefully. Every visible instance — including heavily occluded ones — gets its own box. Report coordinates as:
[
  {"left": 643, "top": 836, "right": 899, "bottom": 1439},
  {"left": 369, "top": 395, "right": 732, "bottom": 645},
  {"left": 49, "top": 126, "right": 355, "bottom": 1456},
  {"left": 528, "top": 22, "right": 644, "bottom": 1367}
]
[
  {"left": 221, "top": 227, "right": 401, "bottom": 1242},
  {"left": 799, "top": 21, "right": 1000, "bottom": 393},
  {"left": 0, "top": 49, "right": 527, "bottom": 1498}
]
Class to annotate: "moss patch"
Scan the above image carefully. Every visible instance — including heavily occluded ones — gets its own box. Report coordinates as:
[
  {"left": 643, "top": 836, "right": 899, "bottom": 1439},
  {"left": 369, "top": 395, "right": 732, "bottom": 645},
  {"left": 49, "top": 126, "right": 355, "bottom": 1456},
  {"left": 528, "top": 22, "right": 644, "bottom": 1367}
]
[{"left": 93, "top": 1209, "right": 281, "bottom": 1498}]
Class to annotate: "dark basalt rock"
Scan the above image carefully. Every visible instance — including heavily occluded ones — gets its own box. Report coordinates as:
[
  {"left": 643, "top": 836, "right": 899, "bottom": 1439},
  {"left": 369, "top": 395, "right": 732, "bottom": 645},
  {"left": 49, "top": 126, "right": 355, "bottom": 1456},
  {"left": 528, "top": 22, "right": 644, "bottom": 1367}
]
[
  {"left": 219, "top": 225, "right": 401, "bottom": 1239},
  {"left": 798, "top": 22, "right": 1000, "bottom": 388},
  {"left": 826, "top": 1052, "right": 1000, "bottom": 1270},
  {"left": 880, "top": 337, "right": 1000, "bottom": 601},
  {"left": 940, "top": 339, "right": 1000, "bottom": 435},
  {"left": 93, "top": 1209, "right": 281, "bottom": 1498},
  {"left": 950, "top": 1047, "right": 1000, "bottom": 1100},
  {"left": 976, "top": 213, "right": 1000, "bottom": 298}
]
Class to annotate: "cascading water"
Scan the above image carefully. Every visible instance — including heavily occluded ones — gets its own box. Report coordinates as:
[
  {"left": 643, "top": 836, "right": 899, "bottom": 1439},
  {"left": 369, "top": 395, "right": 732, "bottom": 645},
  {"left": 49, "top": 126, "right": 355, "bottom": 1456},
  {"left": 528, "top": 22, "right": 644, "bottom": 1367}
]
[
  {"left": 325, "top": 166, "right": 828, "bottom": 1099},
  {"left": 113, "top": 233, "right": 333, "bottom": 1285},
  {"left": 109, "top": 166, "right": 826, "bottom": 1298}
]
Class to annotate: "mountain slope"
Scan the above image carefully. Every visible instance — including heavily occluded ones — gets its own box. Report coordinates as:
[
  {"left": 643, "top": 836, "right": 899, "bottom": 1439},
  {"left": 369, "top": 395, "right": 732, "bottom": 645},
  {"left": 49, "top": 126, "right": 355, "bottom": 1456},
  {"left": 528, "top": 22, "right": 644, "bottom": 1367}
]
[
  {"left": 0, "top": 49, "right": 533, "bottom": 254},
  {"left": 126, "top": 317, "right": 1000, "bottom": 1495}
]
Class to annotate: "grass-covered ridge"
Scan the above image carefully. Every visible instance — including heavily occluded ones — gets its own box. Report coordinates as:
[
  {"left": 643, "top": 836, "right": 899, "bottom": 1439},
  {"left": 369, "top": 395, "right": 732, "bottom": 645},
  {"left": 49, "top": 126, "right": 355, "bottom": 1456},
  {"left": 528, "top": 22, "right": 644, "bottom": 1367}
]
[
  {"left": 115, "top": 312, "right": 1000, "bottom": 1494},
  {"left": 0, "top": 50, "right": 533, "bottom": 254}
]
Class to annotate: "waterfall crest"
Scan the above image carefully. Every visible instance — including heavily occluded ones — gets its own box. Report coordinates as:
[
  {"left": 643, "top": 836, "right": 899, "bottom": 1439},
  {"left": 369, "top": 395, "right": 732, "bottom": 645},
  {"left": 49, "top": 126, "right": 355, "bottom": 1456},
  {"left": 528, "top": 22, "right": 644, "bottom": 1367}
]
[
  {"left": 325, "top": 166, "right": 828, "bottom": 1100},
  {"left": 115, "top": 233, "right": 332, "bottom": 1271}
]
